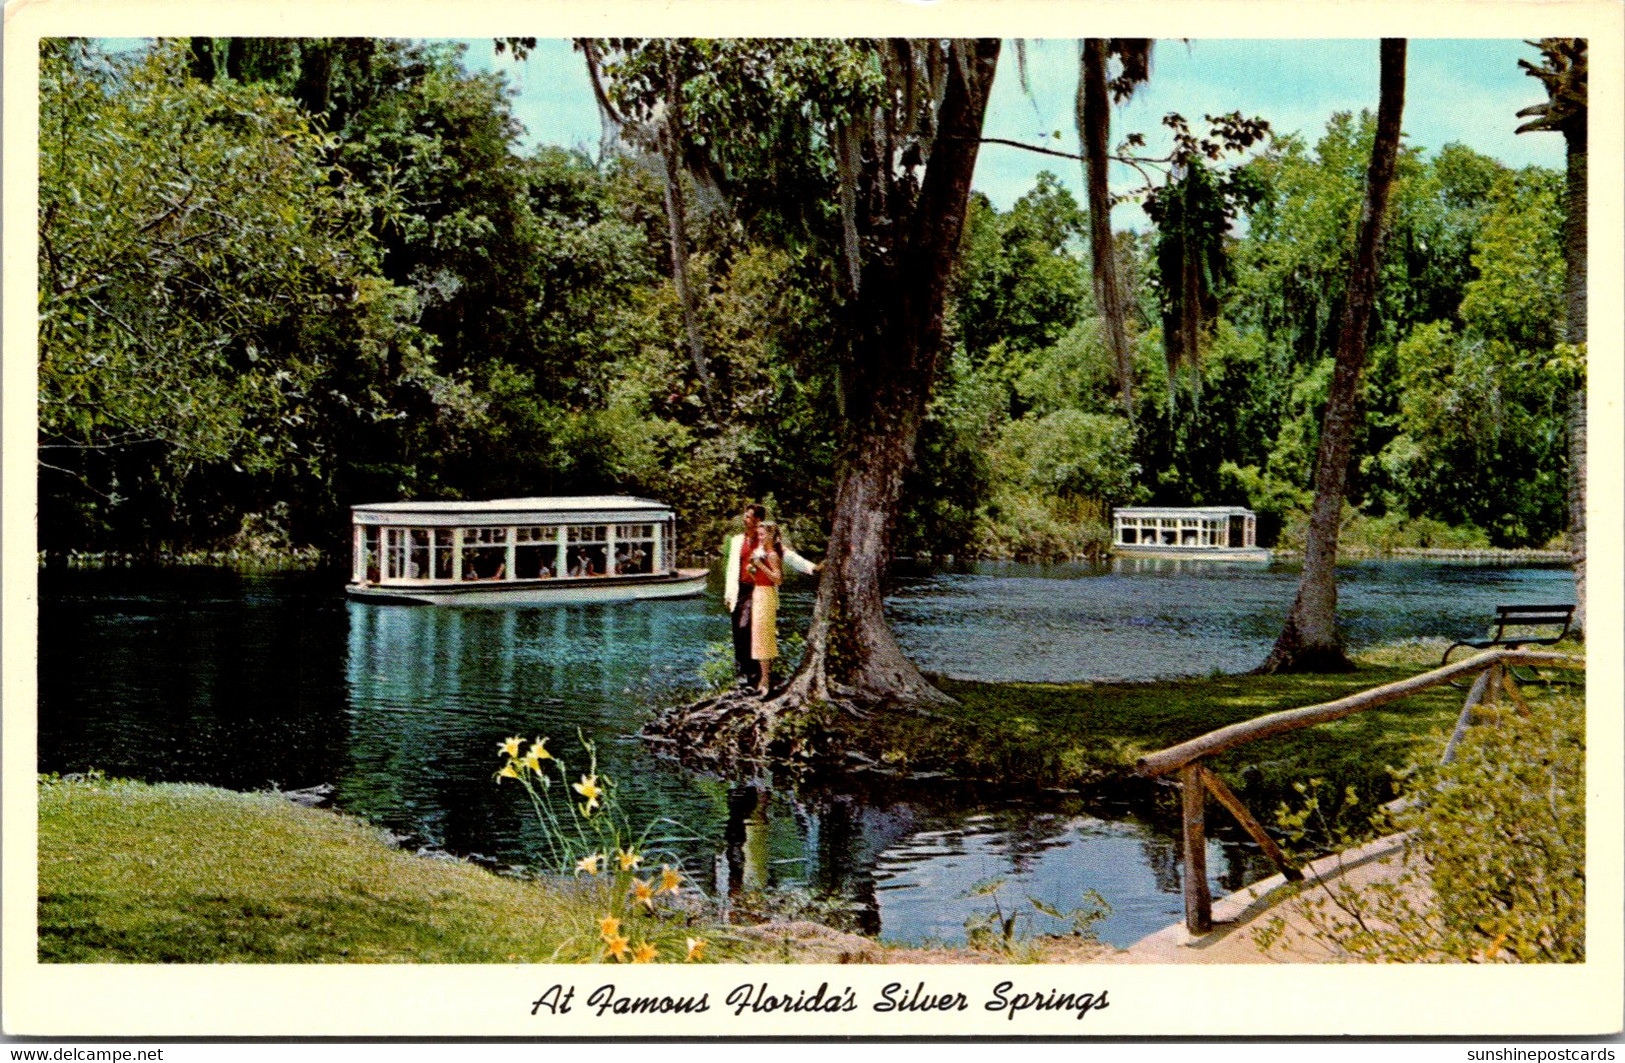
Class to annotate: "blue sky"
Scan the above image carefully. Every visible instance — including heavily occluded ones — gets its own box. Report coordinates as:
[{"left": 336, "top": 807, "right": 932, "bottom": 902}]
[{"left": 461, "top": 37, "right": 1565, "bottom": 229}]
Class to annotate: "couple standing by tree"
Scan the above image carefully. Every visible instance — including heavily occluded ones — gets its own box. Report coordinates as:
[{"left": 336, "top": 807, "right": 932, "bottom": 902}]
[{"left": 723, "top": 504, "right": 820, "bottom": 698}]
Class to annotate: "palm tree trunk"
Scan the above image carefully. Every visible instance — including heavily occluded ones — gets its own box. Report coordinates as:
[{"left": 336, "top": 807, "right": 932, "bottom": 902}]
[
  {"left": 1080, "top": 40, "right": 1135, "bottom": 416},
  {"left": 1514, "top": 39, "right": 1586, "bottom": 637},
  {"left": 1258, "top": 39, "right": 1406, "bottom": 674},
  {"left": 1563, "top": 141, "right": 1585, "bottom": 635}
]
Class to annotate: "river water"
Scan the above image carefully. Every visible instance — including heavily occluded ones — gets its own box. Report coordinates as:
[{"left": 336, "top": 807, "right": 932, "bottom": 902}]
[{"left": 37, "top": 558, "right": 1573, "bottom": 947}]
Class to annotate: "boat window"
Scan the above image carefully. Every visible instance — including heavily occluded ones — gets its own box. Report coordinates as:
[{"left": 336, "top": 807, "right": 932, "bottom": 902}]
[
  {"left": 433, "top": 529, "right": 455, "bottom": 579},
  {"left": 384, "top": 528, "right": 408, "bottom": 579},
  {"left": 360, "top": 526, "right": 380, "bottom": 583},
  {"left": 515, "top": 526, "right": 560, "bottom": 579},
  {"left": 566, "top": 525, "right": 608, "bottom": 576},
  {"left": 407, "top": 528, "right": 432, "bottom": 578},
  {"left": 462, "top": 527, "right": 508, "bottom": 581},
  {"left": 613, "top": 523, "right": 656, "bottom": 575}
]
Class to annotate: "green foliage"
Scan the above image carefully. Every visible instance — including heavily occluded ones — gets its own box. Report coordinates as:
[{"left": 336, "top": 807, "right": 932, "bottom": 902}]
[
  {"left": 1376, "top": 315, "right": 1567, "bottom": 544},
  {"left": 1272, "top": 777, "right": 1381, "bottom": 864},
  {"left": 1272, "top": 502, "right": 1492, "bottom": 554},
  {"left": 961, "top": 877, "right": 1111, "bottom": 956},
  {"left": 993, "top": 410, "right": 1139, "bottom": 501},
  {"left": 954, "top": 175, "right": 1091, "bottom": 363},
  {"left": 696, "top": 630, "right": 807, "bottom": 695},
  {"left": 39, "top": 41, "right": 431, "bottom": 545},
  {"left": 1218, "top": 461, "right": 1310, "bottom": 527},
  {"left": 1279, "top": 693, "right": 1584, "bottom": 962},
  {"left": 973, "top": 490, "right": 1112, "bottom": 562},
  {"left": 43, "top": 42, "right": 1570, "bottom": 561}
]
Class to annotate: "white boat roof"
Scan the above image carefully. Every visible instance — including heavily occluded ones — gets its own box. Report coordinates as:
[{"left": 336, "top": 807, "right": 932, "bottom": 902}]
[
  {"left": 1114, "top": 506, "right": 1255, "bottom": 519},
  {"left": 352, "top": 495, "right": 674, "bottom": 526}
]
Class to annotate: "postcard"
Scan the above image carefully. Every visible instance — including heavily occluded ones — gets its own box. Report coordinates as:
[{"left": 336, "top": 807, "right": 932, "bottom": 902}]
[{"left": 5, "top": 0, "right": 1622, "bottom": 1040}]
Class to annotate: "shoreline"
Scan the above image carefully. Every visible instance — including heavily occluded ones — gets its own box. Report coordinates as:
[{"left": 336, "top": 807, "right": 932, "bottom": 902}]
[{"left": 41, "top": 544, "right": 1575, "bottom": 571}]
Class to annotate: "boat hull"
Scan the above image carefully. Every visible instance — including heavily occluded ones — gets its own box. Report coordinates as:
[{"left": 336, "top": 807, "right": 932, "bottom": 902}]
[
  {"left": 345, "top": 568, "right": 710, "bottom": 606},
  {"left": 1112, "top": 545, "right": 1272, "bottom": 563}
]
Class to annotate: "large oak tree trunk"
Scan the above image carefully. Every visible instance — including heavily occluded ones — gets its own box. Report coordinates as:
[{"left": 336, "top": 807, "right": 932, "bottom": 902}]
[
  {"left": 781, "top": 39, "right": 1001, "bottom": 712},
  {"left": 1257, "top": 39, "right": 1406, "bottom": 675}
]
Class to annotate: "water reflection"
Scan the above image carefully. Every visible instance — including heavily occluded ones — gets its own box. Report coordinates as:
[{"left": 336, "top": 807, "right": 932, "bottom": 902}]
[{"left": 341, "top": 598, "right": 726, "bottom": 860}]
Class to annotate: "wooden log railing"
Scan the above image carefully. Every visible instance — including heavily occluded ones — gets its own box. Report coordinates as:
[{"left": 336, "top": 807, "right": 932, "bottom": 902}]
[{"left": 1136, "top": 648, "right": 1584, "bottom": 935}]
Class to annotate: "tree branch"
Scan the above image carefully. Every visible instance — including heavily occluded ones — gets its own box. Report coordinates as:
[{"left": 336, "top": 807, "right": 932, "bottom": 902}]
[{"left": 978, "top": 135, "right": 1083, "bottom": 161}]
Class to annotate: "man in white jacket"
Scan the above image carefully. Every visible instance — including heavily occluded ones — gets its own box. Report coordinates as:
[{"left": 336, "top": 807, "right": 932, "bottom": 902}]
[{"left": 723, "top": 503, "right": 819, "bottom": 689}]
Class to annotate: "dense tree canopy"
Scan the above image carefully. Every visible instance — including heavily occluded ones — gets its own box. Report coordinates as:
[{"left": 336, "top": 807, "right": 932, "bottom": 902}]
[{"left": 39, "top": 37, "right": 1573, "bottom": 577}]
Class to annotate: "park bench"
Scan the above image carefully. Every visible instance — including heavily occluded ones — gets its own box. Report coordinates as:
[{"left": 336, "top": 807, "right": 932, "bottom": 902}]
[{"left": 1441, "top": 603, "right": 1576, "bottom": 679}]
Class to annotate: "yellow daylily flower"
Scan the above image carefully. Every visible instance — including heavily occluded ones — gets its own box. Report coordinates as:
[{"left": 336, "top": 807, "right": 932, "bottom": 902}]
[
  {"left": 603, "top": 933, "right": 630, "bottom": 962},
  {"left": 685, "top": 937, "right": 707, "bottom": 962},
  {"left": 498, "top": 736, "right": 524, "bottom": 759},
  {"left": 573, "top": 774, "right": 603, "bottom": 811},
  {"left": 598, "top": 915, "right": 622, "bottom": 941},
  {"left": 520, "top": 741, "right": 551, "bottom": 774},
  {"left": 575, "top": 852, "right": 603, "bottom": 876},
  {"left": 659, "top": 865, "right": 683, "bottom": 894},
  {"left": 617, "top": 849, "right": 642, "bottom": 872},
  {"left": 494, "top": 762, "right": 520, "bottom": 783},
  {"left": 631, "top": 878, "right": 656, "bottom": 911},
  {"left": 632, "top": 941, "right": 657, "bottom": 964}
]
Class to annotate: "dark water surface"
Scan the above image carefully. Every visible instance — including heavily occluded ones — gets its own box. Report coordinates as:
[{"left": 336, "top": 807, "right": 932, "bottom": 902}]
[{"left": 37, "top": 559, "right": 1572, "bottom": 947}]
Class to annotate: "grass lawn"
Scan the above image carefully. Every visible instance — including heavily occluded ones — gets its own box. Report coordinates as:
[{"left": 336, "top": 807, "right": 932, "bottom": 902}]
[
  {"left": 851, "top": 639, "right": 1583, "bottom": 816},
  {"left": 38, "top": 778, "right": 738, "bottom": 964}
]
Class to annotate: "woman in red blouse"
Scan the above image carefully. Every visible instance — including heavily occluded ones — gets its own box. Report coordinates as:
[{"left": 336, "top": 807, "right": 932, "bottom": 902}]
[{"left": 747, "top": 522, "right": 784, "bottom": 697}]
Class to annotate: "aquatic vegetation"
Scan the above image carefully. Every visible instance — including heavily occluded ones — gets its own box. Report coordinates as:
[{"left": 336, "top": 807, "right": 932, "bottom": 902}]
[{"left": 961, "top": 876, "right": 1112, "bottom": 957}]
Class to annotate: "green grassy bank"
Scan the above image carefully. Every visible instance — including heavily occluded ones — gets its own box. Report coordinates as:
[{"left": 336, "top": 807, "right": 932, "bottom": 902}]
[
  {"left": 38, "top": 778, "right": 749, "bottom": 964},
  {"left": 848, "top": 640, "right": 1582, "bottom": 822}
]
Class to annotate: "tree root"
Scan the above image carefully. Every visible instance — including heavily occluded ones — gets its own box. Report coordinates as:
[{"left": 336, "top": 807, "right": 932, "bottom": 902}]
[{"left": 641, "top": 684, "right": 892, "bottom": 777}]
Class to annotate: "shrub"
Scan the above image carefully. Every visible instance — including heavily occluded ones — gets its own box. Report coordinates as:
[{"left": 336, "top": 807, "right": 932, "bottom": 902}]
[
  {"left": 1276, "top": 692, "right": 1584, "bottom": 962},
  {"left": 1274, "top": 504, "right": 1492, "bottom": 554}
]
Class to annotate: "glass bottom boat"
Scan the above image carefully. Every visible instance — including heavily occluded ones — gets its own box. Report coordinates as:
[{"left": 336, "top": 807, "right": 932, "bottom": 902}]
[
  {"left": 1111, "top": 506, "right": 1272, "bottom": 562},
  {"left": 345, "top": 495, "right": 708, "bottom": 605}
]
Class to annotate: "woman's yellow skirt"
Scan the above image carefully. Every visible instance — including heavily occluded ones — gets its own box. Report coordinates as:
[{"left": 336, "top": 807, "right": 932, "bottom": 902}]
[{"left": 750, "top": 584, "right": 779, "bottom": 661}]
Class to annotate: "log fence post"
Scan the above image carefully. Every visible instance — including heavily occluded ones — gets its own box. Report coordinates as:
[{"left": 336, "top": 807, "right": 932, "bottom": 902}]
[
  {"left": 1442, "top": 666, "right": 1493, "bottom": 766},
  {"left": 1179, "top": 761, "right": 1212, "bottom": 934}
]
